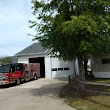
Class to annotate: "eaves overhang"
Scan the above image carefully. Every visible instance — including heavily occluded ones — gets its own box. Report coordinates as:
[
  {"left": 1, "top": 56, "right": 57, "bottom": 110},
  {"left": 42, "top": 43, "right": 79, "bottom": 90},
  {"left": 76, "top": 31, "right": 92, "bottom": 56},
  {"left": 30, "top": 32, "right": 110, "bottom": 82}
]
[{"left": 15, "top": 49, "right": 50, "bottom": 57}]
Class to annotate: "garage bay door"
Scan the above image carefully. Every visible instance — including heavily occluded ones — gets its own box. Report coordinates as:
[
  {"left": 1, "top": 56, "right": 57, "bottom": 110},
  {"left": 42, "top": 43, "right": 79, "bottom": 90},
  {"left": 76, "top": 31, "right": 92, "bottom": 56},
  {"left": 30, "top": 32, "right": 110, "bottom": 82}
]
[{"left": 51, "top": 57, "right": 75, "bottom": 78}]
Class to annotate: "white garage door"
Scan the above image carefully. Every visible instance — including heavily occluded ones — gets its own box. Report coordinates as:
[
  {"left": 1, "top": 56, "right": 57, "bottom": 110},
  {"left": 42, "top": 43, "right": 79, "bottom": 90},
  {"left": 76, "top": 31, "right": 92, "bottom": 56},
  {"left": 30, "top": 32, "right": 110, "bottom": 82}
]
[{"left": 51, "top": 57, "right": 75, "bottom": 78}]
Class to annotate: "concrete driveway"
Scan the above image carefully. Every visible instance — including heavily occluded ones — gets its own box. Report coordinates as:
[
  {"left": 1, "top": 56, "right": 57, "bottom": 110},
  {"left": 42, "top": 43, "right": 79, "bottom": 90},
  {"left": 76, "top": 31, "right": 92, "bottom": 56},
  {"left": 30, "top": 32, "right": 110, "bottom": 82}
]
[{"left": 0, "top": 78, "right": 75, "bottom": 110}]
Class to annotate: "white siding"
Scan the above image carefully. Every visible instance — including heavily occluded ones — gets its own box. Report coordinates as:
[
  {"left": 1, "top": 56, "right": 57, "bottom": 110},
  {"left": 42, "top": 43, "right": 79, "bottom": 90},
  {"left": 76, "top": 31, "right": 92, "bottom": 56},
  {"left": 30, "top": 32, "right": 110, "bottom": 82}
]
[
  {"left": 92, "top": 55, "right": 110, "bottom": 78},
  {"left": 92, "top": 72, "right": 110, "bottom": 78},
  {"left": 17, "top": 54, "right": 45, "bottom": 63},
  {"left": 45, "top": 56, "right": 52, "bottom": 78},
  {"left": 17, "top": 56, "right": 28, "bottom": 63},
  {"left": 50, "top": 57, "right": 75, "bottom": 78}
]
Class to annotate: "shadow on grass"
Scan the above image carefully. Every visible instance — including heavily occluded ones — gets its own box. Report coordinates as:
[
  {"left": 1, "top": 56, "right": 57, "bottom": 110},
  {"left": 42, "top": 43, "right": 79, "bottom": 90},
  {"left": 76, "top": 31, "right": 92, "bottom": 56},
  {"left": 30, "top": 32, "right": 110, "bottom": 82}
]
[{"left": 60, "top": 82, "right": 110, "bottom": 110}]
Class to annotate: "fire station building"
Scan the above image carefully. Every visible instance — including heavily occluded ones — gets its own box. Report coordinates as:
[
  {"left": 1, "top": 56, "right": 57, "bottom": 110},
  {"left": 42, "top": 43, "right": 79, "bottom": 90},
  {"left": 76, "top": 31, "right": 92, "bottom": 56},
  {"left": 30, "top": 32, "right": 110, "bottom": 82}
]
[{"left": 15, "top": 43, "right": 78, "bottom": 78}]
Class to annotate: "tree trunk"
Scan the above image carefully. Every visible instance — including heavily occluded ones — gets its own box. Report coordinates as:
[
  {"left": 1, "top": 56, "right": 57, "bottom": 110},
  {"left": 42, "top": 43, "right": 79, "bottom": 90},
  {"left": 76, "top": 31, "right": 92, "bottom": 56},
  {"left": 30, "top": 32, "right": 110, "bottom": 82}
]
[
  {"left": 84, "top": 59, "right": 89, "bottom": 80},
  {"left": 78, "top": 56, "right": 85, "bottom": 90}
]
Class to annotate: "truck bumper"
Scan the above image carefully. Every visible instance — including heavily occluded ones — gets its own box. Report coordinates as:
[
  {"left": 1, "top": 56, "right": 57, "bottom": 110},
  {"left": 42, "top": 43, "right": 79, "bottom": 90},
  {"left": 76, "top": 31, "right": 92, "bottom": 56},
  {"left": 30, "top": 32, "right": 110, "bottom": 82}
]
[{"left": 0, "top": 81, "right": 10, "bottom": 85}]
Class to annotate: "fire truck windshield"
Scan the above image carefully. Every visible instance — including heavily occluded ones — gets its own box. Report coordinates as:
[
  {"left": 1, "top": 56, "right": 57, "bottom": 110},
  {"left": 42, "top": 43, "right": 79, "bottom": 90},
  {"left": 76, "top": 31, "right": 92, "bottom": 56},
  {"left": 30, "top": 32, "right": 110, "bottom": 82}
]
[{"left": 0, "top": 65, "right": 10, "bottom": 73}]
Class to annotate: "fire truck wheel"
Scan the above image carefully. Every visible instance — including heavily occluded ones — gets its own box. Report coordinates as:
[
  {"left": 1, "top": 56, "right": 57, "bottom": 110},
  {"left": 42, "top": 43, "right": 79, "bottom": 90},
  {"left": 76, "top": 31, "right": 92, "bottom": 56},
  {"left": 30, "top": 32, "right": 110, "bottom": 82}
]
[
  {"left": 34, "top": 74, "right": 37, "bottom": 80},
  {"left": 16, "top": 78, "right": 21, "bottom": 85}
]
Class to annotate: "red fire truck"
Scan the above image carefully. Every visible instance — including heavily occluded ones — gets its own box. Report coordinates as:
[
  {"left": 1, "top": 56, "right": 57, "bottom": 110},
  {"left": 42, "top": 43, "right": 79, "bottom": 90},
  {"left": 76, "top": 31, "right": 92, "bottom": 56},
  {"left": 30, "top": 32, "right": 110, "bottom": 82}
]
[{"left": 0, "top": 63, "right": 40, "bottom": 85}]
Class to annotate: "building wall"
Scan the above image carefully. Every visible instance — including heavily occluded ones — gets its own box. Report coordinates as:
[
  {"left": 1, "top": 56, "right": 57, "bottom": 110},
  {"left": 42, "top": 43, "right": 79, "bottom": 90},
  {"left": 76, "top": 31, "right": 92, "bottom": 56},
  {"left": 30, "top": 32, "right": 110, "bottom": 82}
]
[
  {"left": 45, "top": 56, "right": 52, "bottom": 78},
  {"left": 17, "top": 54, "right": 76, "bottom": 78},
  {"left": 17, "top": 54, "right": 45, "bottom": 63},
  {"left": 92, "top": 55, "right": 110, "bottom": 78},
  {"left": 17, "top": 56, "right": 28, "bottom": 63}
]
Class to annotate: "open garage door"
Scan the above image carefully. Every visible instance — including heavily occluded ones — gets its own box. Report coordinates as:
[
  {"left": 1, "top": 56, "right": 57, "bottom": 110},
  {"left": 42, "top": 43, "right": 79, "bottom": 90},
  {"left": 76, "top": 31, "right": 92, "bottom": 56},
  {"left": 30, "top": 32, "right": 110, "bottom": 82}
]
[{"left": 29, "top": 57, "right": 45, "bottom": 78}]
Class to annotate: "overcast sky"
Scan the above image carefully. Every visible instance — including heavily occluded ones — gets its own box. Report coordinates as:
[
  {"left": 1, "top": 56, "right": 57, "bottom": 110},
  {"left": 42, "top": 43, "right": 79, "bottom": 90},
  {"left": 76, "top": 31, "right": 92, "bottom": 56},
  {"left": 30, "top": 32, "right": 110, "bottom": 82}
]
[{"left": 0, "top": 0, "right": 37, "bottom": 56}]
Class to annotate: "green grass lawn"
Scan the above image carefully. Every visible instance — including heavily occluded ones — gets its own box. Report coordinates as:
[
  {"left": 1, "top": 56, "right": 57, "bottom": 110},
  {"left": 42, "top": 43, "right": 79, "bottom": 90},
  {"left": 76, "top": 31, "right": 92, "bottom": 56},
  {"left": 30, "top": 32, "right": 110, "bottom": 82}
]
[
  {"left": 88, "top": 78, "right": 110, "bottom": 84},
  {"left": 86, "top": 78, "right": 110, "bottom": 93},
  {"left": 59, "top": 79, "right": 110, "bottom": 110}
]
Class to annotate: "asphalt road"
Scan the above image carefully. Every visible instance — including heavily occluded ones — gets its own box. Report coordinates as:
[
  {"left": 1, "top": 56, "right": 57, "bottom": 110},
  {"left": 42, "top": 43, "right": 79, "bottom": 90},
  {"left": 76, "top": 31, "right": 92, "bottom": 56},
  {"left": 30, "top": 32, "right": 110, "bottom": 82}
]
[{"left": 0, "top": 78, "right": 75, "bottom": 110}]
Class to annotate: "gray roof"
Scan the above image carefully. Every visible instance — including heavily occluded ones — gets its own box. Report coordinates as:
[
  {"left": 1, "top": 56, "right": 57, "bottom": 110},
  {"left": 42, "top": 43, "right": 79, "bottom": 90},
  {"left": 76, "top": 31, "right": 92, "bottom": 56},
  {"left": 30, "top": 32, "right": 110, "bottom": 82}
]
[{"left": 16, "top": 43, "right": 47, "bottom": 56}]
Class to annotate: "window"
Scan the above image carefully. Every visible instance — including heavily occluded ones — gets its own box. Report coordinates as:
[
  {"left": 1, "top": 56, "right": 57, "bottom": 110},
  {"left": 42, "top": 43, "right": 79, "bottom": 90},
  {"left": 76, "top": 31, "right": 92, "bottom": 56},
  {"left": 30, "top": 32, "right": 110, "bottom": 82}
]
[
  {"left": 102, "top": 59, "right": 110, "bottom": 64},
  {"left": 11, "top": 66, "right": 16, "bottom": 73},
  {"left": 64, "top": 68, "right": 69, "bottom": 70},
  {"left": 52, "top": 67, "right": 70, "bottom": 71},
  {"left": 16, "top": 66, "right": 19, "bottom": 70},
  {"left": 58, "top": 68, "right": 63, "bottom": 71},
  {"left": 19, "top": 64, "right": 24, "bottom": 70},
  {"left": 52, "top": 68, "right": 57, "bottom": 71},
  {"left": 0, "top": 65, "right": 10, "bottom": 73}
]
